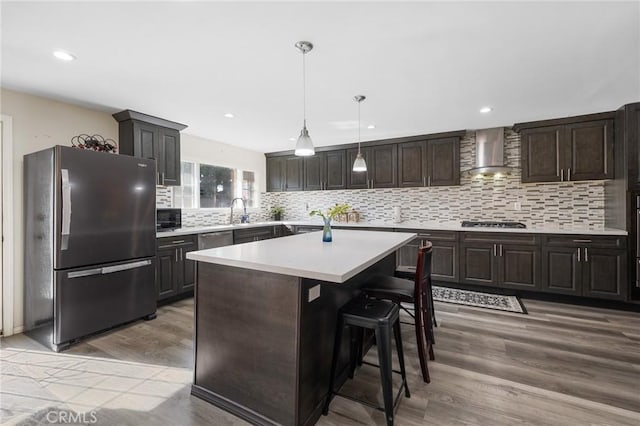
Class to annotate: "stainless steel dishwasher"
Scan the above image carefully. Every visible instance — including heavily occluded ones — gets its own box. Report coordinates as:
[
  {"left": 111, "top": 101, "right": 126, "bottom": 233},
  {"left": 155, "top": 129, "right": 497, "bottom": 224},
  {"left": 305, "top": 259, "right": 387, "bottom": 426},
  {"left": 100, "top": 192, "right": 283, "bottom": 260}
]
[{"left": 198, "top": 231, "right": 234, "bottom": 250}]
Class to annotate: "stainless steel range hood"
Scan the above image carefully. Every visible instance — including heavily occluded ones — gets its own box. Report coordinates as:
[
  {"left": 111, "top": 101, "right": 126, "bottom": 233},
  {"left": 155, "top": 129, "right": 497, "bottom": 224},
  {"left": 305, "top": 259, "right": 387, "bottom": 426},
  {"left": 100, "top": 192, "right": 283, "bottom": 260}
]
[{"left": 465, "top": 127, "right": 514, "bottom": 175}]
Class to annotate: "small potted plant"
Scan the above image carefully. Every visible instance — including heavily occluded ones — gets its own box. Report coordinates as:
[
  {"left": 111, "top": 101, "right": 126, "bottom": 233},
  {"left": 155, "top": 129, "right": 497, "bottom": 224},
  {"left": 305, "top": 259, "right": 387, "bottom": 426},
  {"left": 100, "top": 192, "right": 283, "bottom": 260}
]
[
  {"left": 271, "top": 206, "right": 284, "bottom": 221},
  {"left": 309, "top": 203, "right": 351, "bottom": 242}
]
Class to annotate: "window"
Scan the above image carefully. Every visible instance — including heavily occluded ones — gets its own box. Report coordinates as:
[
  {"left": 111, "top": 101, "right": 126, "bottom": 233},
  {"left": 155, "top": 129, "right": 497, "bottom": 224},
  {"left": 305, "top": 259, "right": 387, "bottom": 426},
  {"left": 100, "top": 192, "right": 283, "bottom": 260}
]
[{"left": 173, "top": 161, "right": 257, "bottom": 209}]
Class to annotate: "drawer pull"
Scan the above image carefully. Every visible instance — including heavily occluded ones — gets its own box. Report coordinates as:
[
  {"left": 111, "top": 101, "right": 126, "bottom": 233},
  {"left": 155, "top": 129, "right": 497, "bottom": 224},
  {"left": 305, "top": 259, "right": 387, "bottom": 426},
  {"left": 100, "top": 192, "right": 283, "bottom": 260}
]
[
  {"left": 572, "top": 239, "right": 592, "bottom": 243},
  {"left": 417, "top": 233, "right": 432, "bottom": 237},
  {"left": 171, "top": 240, "right": 186, "bottom": 244}
]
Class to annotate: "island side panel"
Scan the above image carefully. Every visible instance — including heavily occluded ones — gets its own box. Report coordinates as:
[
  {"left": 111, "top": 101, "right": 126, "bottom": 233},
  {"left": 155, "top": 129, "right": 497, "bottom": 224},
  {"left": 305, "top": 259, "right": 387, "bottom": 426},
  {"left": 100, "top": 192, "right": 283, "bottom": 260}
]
[
  {"left": 297, "top": 253, "right": 397, "bottom": 425},
  {"left": 193, "top": 262, "right": 300, "bottom": 426}
]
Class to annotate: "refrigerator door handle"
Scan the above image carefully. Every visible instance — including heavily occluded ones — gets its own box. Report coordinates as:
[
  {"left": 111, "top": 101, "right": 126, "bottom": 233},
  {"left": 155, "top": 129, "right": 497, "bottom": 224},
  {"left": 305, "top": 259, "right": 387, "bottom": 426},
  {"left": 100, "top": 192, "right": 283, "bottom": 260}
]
[
  {"left": 101, "top": 259, "right": 152, "bottom": 275},
  {"left": 67, "top": 259, "right": 152, "bottom": 278},
  {"left": 61, "top": 169, "right": 72, "bottom": 250}
]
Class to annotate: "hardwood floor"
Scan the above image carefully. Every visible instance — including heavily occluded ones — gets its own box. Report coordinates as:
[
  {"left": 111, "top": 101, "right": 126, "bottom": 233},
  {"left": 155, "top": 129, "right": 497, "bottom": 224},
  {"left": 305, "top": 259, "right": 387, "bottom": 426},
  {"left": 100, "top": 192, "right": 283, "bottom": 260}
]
[{"left": 2, "top": 297, "right": 639, "bottom": 425}]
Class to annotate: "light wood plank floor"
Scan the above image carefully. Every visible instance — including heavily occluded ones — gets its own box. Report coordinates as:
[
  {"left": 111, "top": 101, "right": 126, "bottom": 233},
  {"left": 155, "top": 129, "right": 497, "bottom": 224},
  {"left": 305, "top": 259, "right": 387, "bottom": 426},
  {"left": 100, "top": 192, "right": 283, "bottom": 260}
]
[{"left": 2, "top": 298, "right": 639, "bottom": 425}]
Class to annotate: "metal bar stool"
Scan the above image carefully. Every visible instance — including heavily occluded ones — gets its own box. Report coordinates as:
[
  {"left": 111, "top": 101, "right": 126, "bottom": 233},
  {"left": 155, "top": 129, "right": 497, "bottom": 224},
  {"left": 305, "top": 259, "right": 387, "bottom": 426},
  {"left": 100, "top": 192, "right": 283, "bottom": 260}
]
[{"left": 323, "top": 296, "right": 410, "bottom": 426}]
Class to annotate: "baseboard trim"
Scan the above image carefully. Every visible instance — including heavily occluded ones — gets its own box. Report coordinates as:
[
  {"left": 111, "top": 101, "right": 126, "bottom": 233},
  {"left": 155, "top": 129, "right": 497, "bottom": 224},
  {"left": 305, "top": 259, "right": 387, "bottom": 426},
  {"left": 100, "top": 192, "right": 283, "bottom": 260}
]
[{"left": 191, "top": 384, "right": 279, "bottom": 426}]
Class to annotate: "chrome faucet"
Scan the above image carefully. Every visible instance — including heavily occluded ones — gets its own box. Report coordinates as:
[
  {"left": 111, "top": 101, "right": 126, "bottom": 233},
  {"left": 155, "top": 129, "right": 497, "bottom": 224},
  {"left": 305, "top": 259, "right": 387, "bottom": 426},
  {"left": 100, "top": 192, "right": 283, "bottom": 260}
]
[{"left": 230, "top": 198, "right": 248, "bottom": 224}]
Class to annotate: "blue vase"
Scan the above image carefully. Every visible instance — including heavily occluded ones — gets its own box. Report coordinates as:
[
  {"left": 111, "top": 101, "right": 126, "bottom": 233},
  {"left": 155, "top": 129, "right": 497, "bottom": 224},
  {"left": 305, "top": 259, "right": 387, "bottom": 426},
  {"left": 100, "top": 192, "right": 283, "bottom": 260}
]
[{"left": 322, "top": 218, "right": 332, "bottom": 242}]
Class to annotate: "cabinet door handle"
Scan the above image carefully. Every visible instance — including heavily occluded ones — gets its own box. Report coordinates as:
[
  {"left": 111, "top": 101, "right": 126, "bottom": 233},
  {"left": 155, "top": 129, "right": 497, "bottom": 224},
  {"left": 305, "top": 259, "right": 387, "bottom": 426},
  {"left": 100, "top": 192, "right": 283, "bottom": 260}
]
[
  {"left": 423, "top": 176, "right": 426, "bottom": 187},
  {"left": 577, "top": 247, "right": 581, "bottom": 262},
  {"left": 428, "top": 176, "right": 431, "bottom": 186},
  {"left": 175, "top": 248, "right": 179, "bottom": 262},
  {"left": 493, "top": 244, "right": 497, "bottom": 256},
  {"left": 584, "top": 247, "right": 588, "bottom": 262},
  {"left": 567, "top": 168, "right": 571, "bottom": 181},
  {"left": 371, "top": 179, "right": 374, "bottom": 189},
  {"left": 560, "top": 169, "right": 564, "bottom": 181},
  {"left": 499, "top": 244, "right": 503, "bottom": 257}
]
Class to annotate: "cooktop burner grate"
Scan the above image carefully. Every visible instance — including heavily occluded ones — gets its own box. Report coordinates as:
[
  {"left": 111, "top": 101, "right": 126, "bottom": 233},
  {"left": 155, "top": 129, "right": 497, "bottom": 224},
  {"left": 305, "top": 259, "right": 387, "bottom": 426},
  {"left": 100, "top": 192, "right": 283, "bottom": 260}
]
[{"left": 461, "top": 221, "right": 526, "bottom": 229}]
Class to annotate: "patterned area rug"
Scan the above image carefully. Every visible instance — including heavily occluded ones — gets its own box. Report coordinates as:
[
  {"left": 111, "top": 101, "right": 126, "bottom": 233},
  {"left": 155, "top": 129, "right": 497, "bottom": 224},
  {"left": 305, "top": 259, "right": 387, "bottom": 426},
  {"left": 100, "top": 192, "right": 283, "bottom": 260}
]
[{"left": 433, "top": 286, "right": 527, "bottom": 314}]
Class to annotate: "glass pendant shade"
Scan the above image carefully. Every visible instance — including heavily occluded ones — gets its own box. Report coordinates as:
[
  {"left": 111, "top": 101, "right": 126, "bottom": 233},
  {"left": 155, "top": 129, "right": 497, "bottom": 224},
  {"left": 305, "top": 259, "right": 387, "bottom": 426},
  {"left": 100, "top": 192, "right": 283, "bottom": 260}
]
[
  {"left": 352, "top": 151, "right": 367, "bottom": 172},
  {"left": 295, "top": 122, "right": 315, "bottom": 156},
  {"left": 352, "top": 94, "right": 368, "bottom": 172}
]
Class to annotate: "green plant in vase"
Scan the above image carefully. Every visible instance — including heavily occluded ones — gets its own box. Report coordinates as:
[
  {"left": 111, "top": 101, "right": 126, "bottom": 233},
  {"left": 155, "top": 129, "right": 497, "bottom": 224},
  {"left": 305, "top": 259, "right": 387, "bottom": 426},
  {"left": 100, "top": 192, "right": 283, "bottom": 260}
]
[
  {"left": 271, "top": 206, "right": 284, "bottom": 221},
  {"left": 309, "top": 203, "right": 351, "bottom": 242}
]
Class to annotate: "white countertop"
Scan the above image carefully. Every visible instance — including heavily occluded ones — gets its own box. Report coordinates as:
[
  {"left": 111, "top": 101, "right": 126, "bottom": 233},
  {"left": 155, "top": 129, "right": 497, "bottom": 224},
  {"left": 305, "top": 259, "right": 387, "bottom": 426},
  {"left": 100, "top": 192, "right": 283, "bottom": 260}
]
[
  {"left": 157, "top": 221, "right": 284, "bottom": 237},
  {"left": 160, "top": 220, "right": 627, "bottom": 237},
  {"left": 186, "top": 230, "right": 416, "bottom": 283}
]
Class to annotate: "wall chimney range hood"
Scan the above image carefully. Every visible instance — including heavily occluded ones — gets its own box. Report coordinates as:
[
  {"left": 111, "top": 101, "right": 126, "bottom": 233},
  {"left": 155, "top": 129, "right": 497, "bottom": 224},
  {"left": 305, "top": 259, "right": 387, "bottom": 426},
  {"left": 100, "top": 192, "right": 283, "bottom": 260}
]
[{"left": 465, "top": 127, "right": 514, "bottom": 176}]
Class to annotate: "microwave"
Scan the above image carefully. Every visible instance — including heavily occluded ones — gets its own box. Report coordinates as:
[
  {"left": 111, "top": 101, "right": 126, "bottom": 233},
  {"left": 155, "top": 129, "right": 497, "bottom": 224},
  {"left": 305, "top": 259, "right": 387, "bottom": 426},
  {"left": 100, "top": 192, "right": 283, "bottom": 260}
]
[{"left": 157, "top": 208, "right": 182, "bottom": 232}]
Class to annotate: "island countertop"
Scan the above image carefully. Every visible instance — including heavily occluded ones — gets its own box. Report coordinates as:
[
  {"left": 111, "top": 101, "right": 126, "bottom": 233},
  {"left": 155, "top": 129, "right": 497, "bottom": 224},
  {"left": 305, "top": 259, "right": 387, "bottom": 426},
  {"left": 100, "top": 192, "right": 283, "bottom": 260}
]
[{"left": 186, "top": 229, "right": 416, "bottom": 283}]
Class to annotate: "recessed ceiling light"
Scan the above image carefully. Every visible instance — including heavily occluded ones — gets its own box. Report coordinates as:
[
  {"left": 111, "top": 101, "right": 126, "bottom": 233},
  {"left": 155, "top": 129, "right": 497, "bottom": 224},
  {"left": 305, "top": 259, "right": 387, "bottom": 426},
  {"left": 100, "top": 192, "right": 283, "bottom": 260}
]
[
  {"left": 223, "top": 113, "right": 235, "bottom": 118},
  {"left": 479, "top": 106, "right": 492, "bottom": 114},
  {"left": 367, "top": 124, "right": 376, "bottom": 129},
  {"left": 53, "top": 50, "right": 76, "bottom": 61}
]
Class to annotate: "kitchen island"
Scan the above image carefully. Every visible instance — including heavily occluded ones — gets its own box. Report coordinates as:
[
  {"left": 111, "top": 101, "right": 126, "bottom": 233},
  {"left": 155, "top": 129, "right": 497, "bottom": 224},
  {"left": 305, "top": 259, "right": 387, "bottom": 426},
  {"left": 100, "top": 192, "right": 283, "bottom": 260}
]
[{"left": 186, "top": 230, "right": 415, "bottom": 426}]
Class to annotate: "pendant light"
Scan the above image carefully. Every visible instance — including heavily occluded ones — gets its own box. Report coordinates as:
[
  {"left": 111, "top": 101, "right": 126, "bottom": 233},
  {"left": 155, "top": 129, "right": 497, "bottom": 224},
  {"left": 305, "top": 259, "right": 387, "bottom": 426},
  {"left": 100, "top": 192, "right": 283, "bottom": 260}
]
[
  {"left": 352, "top": 95, "right": 367, "bottom": 172},
  {"left": 294, "top": 41, "right": 315, "bottom": 156}
]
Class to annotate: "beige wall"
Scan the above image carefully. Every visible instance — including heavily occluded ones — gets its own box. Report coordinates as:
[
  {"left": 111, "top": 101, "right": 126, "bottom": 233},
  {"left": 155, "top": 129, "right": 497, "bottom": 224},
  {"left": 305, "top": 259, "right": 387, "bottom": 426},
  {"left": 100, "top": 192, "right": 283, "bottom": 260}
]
[{"left": 0, "top": 88, "right": 265, "bottom": 332}]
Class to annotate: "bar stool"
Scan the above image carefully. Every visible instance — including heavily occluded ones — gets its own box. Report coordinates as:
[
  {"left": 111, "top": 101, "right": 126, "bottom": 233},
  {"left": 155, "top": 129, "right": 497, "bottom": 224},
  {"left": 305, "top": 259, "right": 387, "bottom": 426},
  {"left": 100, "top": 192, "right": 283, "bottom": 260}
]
[
  {"left": 323, "top": 296, "right": 410, "bottom": 426},
  {"left": 362, "top": 242, "right": 435, "bottom": 383}
]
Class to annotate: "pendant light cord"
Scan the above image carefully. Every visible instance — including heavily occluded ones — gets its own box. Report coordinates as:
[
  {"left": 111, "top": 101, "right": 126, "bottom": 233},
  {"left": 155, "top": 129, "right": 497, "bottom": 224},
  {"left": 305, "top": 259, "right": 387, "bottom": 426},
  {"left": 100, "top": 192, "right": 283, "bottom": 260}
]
[
  {"left": 358, "top": 100, "right": 361, "bottom": 151},
  {"left": 302, "top": 50, "right": 306, "bottom": 127}
]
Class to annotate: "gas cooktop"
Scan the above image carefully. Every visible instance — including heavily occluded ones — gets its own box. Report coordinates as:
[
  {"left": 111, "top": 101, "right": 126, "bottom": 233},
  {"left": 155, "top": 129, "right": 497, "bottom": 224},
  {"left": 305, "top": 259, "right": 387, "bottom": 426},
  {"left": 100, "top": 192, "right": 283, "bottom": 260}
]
[{"left": 461, "top": 221, "right": 527, "bottom": 229}]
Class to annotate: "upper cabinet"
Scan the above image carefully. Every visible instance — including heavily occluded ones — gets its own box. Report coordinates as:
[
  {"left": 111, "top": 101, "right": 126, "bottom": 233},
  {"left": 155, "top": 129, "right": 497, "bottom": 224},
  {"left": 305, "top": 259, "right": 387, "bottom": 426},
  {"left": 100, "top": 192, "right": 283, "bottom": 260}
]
[
  {"left": 618, "top": 102, "right": 640, "bottom": 190},
  {"left": 113, "top": 110, "right": 187, "bottom": 186},
  {"left": 266, "top": 155, "right": 304, "bottom": 192},
  {"left": 266, "top": 131, "right": 463, "bottom": 192},
  {"left": 346, "top": 144, "right": 397, "bottom": 189},
  {"left": 515, "top": 112, "right": 615, "bottom": 183},
  {"left": 398, "top": 137, "right": 460, "bottom": 187},
  {"left": 304, "top": 150, "right": 347, "bottom": 191}
]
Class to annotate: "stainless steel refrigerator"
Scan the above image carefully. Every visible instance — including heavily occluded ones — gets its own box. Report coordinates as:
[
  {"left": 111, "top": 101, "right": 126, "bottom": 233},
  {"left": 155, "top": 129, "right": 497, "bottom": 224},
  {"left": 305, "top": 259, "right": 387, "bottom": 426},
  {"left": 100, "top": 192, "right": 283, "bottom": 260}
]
[{"left": 24, "top": 146, "right": 157, "bottom": 351}]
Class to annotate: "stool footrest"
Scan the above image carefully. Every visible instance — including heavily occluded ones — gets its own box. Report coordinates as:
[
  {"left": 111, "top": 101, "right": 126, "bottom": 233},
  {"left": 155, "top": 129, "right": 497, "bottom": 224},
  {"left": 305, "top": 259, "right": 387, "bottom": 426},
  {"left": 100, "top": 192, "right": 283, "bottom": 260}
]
[
  {"left": 361, "top": 360, "right": 404, "bottom": 376},
  {"left": 332, "top": 378, "right": 409, "bottom": 414}
]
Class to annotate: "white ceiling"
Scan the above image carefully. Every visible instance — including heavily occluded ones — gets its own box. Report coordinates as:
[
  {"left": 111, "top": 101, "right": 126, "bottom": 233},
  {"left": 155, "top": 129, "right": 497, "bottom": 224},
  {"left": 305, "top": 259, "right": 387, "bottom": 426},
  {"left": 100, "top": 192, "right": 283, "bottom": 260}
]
[{"left": 2, "top": 1, "right": 639, "bottom": 153}]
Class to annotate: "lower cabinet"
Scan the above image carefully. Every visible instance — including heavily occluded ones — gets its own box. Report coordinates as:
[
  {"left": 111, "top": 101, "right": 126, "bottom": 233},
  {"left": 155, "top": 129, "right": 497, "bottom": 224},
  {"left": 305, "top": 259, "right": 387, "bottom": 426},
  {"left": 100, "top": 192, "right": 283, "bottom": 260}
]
[
  {"left": 541, "top": 242, "right": 627, "bottom": 300},
  {"left": 396, "top": 230, "right": 459, "bottom": 283},
  {"left": 156, "top": 234, "right": 197, "bottom": 301},
  {"left": 459, "top": 233, "right": 540, "bottom": 290},
  {"left": 233, "top": 226, "right": 277, "bottom": 244}
]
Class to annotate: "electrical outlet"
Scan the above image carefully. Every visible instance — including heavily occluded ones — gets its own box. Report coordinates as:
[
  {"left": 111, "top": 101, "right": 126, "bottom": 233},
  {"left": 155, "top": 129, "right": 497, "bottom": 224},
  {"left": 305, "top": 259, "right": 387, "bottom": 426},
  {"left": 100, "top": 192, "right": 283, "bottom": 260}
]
[
  {"left": 305, "top": 202, "right": 309, "bottom": 211},
  {"left": 513, "top": 201, "right": 522, "bottom": 211}
]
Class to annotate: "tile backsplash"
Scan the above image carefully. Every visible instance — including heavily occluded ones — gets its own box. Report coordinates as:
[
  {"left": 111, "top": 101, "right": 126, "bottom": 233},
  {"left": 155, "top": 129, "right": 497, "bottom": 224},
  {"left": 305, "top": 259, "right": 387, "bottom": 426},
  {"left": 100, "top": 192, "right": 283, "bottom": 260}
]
[{"left": 157, "top": 130, "right": 606, "bottom": 229}]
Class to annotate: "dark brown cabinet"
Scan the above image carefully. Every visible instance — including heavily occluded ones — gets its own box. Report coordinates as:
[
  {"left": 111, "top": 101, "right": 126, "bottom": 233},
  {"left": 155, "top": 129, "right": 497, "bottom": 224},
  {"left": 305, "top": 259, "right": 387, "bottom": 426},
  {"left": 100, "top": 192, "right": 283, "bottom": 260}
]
[
  {"left": 347, "top": 145, "right": 397, "bottom": 189},
  {"left": 540, "top": 236, "right": 627, "bottom": 301},
  {"left": 233, "top": 226, "right": 276, "bottom": 244},
  {"left": 156, "top": 234, "right": 197, "bottom": 301},
  {"left": 459, "top": 233, "right": 539, "bottom": 290},
  {"left": 516, "top": 114, "right": 614, "bottom": 183},
  {"left": 399, "top": 137, "right": 460, "bottom": 187},
  {"left": 304, "top": 150, "right": 346, "bottom": 190},
  {"left": 266, "top": 156, "right": 304, "bottom": 192},
  {"left": 396, "top": 230, "right": 459, "bottom": 283},
  {"left": 113, "top": 110, "right": 187, "bottom": 186},
  {"left": 520, "top": 126, "right": 563, "bottom": 183}
]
